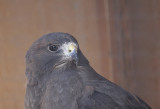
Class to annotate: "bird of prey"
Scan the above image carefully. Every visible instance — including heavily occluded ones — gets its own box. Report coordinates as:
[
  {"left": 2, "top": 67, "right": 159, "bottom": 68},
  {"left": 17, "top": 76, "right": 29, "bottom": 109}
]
[{"left": 25, "top": 32, "right": 151, "bottom": 109}]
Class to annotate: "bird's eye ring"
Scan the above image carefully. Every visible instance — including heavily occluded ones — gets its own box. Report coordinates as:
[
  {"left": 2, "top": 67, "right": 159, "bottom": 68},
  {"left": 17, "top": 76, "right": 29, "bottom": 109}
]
[{"left": 48, "top": 44, "right": 59, "bottom": 52}]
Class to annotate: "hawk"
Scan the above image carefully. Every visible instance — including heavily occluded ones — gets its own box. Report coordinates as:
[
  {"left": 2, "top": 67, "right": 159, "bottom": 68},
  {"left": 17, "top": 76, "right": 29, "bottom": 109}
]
[{"left": 25, "top": 32, "right": 151, "bottom": 109}]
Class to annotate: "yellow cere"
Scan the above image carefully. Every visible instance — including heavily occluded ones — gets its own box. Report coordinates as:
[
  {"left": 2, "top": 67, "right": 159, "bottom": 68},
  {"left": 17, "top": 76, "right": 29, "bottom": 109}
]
[{"left": 68, "top": 43, "right": 77, "bottom": 52}]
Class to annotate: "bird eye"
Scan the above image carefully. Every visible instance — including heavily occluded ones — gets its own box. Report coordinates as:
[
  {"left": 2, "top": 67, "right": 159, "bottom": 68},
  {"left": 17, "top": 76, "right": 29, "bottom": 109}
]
[{"left": 48, "top": 44, "right": 59, "bottom": 52}]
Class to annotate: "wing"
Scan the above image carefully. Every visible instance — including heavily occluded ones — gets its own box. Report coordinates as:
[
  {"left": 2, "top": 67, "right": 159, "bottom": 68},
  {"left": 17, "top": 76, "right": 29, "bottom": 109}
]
[
  {"left": 78, "top": 81, "right": 151, "bottom": 109},
  {"left": 25, "top": 84, "right": 42, "bottom": 109},
  {"left": 77, "top": 66, "right": 151, "bottom": 109},
  {"left": 78, "top": 90, "right": 120, "bottom": 109},
  {"left": 25, "top": 73, "right": 44, "bottom": 109}
]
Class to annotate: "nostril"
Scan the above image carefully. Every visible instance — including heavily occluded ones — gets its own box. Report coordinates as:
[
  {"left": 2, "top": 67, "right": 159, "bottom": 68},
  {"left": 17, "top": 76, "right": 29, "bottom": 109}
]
[{"left": 69, "top": 50, "right": 72, "bottom": 52}]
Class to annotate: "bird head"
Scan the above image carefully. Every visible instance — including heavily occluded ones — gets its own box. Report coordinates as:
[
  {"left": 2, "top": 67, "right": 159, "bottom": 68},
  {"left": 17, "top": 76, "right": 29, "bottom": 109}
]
[{"left": 26, "top": 32, "right": 89, "bottom": 74}]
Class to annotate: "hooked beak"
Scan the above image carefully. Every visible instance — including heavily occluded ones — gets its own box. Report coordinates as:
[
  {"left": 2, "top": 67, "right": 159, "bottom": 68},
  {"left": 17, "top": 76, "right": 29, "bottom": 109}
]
[
  {"left": 68, "top": 43, "right": 78, "bottom": 64},
  {"left": 62, "top": 42, "right": 78, "bottom": 64}
]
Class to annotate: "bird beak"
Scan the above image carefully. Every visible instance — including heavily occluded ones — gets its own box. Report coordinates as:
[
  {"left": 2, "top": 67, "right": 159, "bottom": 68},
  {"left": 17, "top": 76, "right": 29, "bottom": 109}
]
[
  {"left": 68, "top": 43, "right": 78, "bottom": 64},
  {"left": 61, "top": 42, "right": 78, "bottom": 64},
  {"left": 68, "top": 43, "right": 77, "bottom": 53}
]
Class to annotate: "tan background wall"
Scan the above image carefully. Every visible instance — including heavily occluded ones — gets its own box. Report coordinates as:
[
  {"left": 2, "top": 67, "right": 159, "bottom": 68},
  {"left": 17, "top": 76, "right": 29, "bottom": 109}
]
[
  {"left": 0, "top": 0, "right": 159, "bottom": 109},
  {"left": 108, "top": 1, "right": 160, "bottom": 109}
]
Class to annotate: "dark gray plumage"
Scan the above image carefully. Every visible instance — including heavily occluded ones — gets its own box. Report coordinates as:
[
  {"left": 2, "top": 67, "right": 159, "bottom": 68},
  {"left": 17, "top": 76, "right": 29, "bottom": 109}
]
[{"left": 25, "top": 32, "right": 151, "bottom": 109}]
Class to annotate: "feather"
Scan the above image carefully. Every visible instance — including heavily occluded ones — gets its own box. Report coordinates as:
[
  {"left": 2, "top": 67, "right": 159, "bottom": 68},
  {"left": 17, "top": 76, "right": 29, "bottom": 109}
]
[{"left": 25, "top": 32, "right": 151, "bottom": 109}]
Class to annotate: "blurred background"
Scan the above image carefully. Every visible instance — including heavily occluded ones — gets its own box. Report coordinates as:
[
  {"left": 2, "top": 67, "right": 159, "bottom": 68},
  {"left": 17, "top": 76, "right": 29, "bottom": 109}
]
[{"left": 0, "top": 0, "right": 159, "bottom": 109}]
